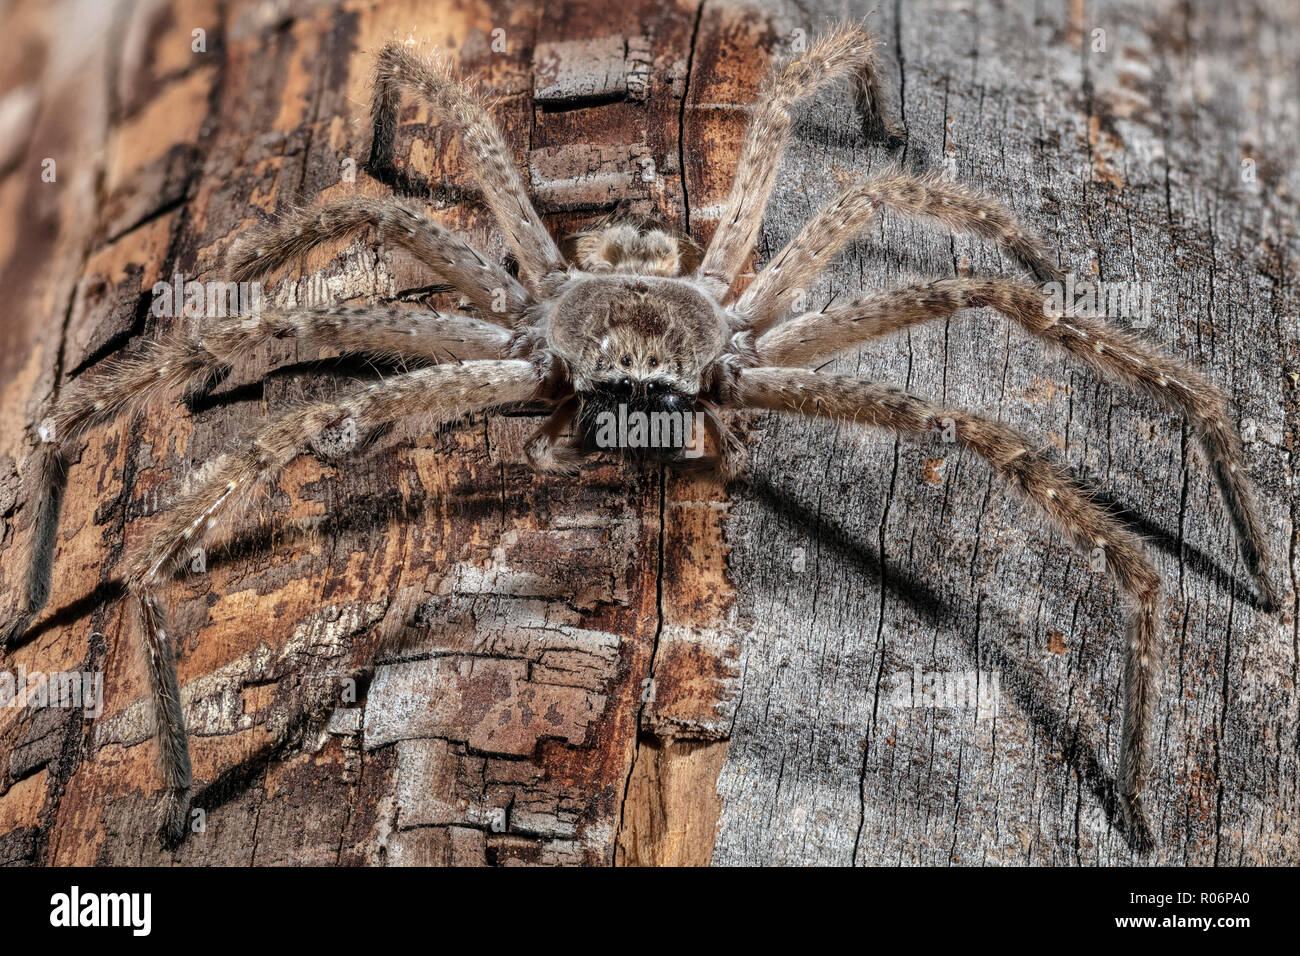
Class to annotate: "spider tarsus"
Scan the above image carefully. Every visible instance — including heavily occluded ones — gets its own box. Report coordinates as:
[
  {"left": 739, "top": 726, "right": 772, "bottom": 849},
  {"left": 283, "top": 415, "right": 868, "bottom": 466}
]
[
  {"left": 540, "top": 459, "right": 584, "bottom": 478},
  {"left": 157, "top": 786, "right": 192, "bottom": 849},
  {"left": 851, "top": 76, "right": 905, "bottom": 149},
  {"left": 1118, "top": 792, "right": 1156, "bottom": 855},
  {"left": 524, "top": 438, "right": 586, "bottom": 477},
  {"left": 1027, "top": 257, "right": 1065, "bottom": 285},
  {"left": 0, "top": 614, "right": 32, "bottom": 650},
  {"left": 1252, "top": 574, "right": 1280, "bottom": 615},
  {"left": 4, "top": 443, "right": 67, "bottom": 649}
]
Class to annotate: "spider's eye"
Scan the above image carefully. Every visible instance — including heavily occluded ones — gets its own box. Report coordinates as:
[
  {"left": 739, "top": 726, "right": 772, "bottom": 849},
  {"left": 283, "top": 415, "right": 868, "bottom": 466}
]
[
  {"left": 648, "top": 357, "right": 659, "bottom": 368},
  {"left": 620, "top": 355, "right": 632, "bottom": 368}
]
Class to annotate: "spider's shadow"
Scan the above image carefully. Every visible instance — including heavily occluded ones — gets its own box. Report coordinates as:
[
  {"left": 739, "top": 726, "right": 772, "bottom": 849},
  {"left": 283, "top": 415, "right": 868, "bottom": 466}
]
[
  {"left": 1087, "top": 487, "right": 1266, "bottom": 610},
  {"left": 11, "top": 445, "right": 1255, "bottom": 855},
  {"left": 361, "top": 156, "right": 476, "bottom": 207},
  {"left": 740, "top": 469, "right": 1261, "bottom": 856},
  {"left": 10, "top": 484, "right": 498, "bottom": 654}
]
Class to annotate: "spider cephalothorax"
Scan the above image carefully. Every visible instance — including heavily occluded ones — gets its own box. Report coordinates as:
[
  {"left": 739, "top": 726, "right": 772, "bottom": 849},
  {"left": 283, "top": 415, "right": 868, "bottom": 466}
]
[
  {"left": 4, "top": 26, "right": 1276, "bottom": 851},
  {"left": 548, "top": 273, "right": 727, "bottom": 393},
  {"left": 545, "top": 271, "right": 729, "bottom": 457}
]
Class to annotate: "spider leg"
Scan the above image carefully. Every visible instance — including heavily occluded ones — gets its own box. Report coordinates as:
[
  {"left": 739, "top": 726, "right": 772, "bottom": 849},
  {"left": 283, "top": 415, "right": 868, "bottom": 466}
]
[
  {"left": 370, "top": 44, "right": 566, "bottom": 287},
  {"left": 524, "top": 395, "right": 586, "bottom": 475},
  {"left": 681, "top": 401, "right": 745, "bottom": 479},
  {"left": 734, "top": 366, "right": 1161, "bottom": 848},
  {"left": 227, "top": 196, "right": 532, "bottom": 327},
  {"left": 2, "top": 306, "right": 514, "bottom": 647},
  {"left": 756, "top": 276, "right": 1277, "bottom": 607},
  {"left": 735, "top": 171, "right": 1063, "bottom": 335},
  {"left": 125, "top": 359, "right": 545, "bottom": 843},
  {"left": 61, "top": 306, "right": 516, "bottom": 443},
  {"left": 698, "top": 24, "right": 896, "bottom": 294}
]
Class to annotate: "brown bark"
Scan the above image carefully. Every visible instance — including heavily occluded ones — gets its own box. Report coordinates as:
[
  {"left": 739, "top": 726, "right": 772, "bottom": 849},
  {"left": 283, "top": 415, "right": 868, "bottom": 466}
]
[{"left": 0, "top": 0, "right": 1295, "bottom": 866}]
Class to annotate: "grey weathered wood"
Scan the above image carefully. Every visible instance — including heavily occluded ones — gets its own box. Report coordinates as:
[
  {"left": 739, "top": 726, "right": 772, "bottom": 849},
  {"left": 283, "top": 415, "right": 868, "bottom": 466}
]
[{"left": 711, "top": 0, "right": 1297, "bottom": 864}]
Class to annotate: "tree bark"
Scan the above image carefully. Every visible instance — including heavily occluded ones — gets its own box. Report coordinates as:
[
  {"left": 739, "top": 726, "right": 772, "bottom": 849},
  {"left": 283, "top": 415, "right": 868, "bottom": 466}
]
[{"left": 0, "top": 0, "right": 1295, "bottom": 866}]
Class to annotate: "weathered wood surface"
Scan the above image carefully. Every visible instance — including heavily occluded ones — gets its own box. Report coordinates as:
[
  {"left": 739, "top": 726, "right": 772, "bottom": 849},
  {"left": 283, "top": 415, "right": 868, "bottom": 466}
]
[{"left": 0, "top": 0, "right": 1295, "bottom": 866}]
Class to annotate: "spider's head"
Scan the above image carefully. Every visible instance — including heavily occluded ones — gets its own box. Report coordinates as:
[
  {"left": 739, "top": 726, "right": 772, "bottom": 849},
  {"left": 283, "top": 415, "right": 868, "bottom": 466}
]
[{"left": 548, "top": 276, "right": 726, "bottom": 456}]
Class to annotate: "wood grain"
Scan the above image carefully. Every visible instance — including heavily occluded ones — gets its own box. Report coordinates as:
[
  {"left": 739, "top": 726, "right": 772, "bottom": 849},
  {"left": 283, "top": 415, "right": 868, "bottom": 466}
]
[{"left": 0, "top": 0, "right": 1295, "bottom": 866}]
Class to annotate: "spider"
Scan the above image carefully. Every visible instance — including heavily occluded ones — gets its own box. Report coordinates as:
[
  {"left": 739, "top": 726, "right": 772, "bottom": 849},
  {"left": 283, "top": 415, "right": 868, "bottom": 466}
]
[{"left": 3, "top": 26, "right": 1275, "bottom": 851}]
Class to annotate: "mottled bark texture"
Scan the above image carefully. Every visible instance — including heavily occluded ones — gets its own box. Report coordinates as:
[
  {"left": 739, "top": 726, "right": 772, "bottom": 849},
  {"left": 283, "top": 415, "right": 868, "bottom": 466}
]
[{"left": 0, "top": 0, "right": 1295, "bottom": 865}]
